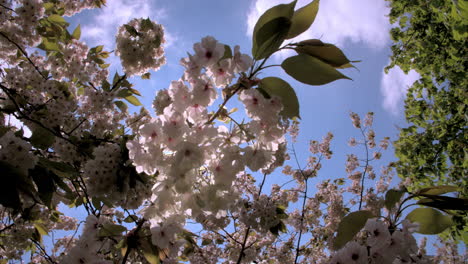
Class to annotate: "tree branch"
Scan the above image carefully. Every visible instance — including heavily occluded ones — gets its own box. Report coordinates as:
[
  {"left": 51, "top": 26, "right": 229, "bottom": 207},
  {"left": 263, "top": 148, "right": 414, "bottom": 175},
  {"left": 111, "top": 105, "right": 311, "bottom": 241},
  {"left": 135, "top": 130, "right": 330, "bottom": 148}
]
[{"left": 0, "top": 32, "right": 49, "bottom": 80}]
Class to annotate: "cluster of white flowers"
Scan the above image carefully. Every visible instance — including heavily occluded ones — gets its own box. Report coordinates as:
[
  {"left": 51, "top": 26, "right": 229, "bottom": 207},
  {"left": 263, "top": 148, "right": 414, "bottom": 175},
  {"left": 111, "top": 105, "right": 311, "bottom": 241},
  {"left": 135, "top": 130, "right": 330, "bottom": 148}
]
[
  {"left": 0, "top": 0, "right": 43, "bottom": 63},
  {"left": 330, "top": 219, "right": 431, "bottom": 264},
  {"left": 59, "top": 215, "right": 114, "bottom": 264},
  {"left": 0, "top": 131, "right": 37, "bottom": 175},
  {"left": 115, "top": 18, "right": 166, "bottom": 76},
  {"left": 237, "top": 194, "right": 281, "bottom": 233},
  {"left": 47, "top": 39, "right": 108, "bottom": 84}
]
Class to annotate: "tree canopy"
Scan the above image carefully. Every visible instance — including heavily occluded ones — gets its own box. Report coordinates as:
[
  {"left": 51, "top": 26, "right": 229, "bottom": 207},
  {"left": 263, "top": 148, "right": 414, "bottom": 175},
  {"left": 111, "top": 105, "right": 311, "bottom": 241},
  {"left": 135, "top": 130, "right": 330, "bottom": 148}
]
[{"left": 386, "top": 0, "right": 467, "bottom": 238}]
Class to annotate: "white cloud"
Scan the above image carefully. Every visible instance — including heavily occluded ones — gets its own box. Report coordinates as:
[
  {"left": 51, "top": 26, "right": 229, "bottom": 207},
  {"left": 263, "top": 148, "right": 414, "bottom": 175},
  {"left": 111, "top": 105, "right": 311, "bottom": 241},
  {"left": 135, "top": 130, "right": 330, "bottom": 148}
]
[
  {"left": 380, "top": 65, "right": 420, "bottom": 115},
  {"left": 81, "top": 0, "right": 171, "bottom": 50},
  {"left": 246, "top": 0, "right": 391, "bottom": 49}
]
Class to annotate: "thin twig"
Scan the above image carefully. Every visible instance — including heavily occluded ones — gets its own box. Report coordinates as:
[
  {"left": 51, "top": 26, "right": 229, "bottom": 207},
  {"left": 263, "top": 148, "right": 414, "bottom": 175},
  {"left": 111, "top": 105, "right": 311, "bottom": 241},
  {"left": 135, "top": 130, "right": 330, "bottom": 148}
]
[
  {"left": 31, "top": 239, "right": 58, "bottom": 264},
  {"left": 0, "top": 3, "right": 14, "bottom": 11},
  {"left": 358, "top": 127, "right": 370, "bottom": 210},
  {"left": 0, "top": 32, "right": 49, "bottom": 80},
  {"left": 236, "top": 173, "right": 268, "bottom": 264}
]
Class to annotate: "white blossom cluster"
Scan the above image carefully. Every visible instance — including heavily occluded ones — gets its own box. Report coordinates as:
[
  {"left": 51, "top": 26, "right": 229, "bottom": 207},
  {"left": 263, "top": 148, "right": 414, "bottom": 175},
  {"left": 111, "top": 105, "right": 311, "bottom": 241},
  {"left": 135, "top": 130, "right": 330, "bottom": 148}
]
[
  {"left": 83, "top": 143, "right": 153, "bottom": 209},
  {"left": 0, "top": 131, "right": 37, "bottom": 175},
  {"left": 115, "top": 18, "right": 166, "bottom": 76},
  {"left": 59, "top": 215, "right": 114, "bottom": 264},
  {"left": 0, "top": 0, "right": 44, "bottom": 63},
  {"left": 329, "top": 219, "right": 431, "bottom": 264},
  {"left": 46, "top": 39, "right": 108, "bottom": 84}
]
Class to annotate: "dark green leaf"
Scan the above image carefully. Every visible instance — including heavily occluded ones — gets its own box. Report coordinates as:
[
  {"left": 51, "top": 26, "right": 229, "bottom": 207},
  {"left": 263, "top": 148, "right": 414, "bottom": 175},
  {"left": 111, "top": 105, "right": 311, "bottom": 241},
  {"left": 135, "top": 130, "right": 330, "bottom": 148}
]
[
  {"left": 0, "top": 161, "right": 23, "bottom": 210},
  {"left": 142, "top": 72, "right": 151, "bottom": 79},
  {"left": 416, "top": 185, "right": 459, "bottom": 195},
  {"left": 38, "top": 158, "right": 76, "bottom": 178},
  {"left": 141, "top": 18, "right": 154, "bottom": 31},
  {"left": 254, "top": 17, "right": 292, "bottom": 59},
  {"left": 123, "top": 215, "right": 138, "bottom": 223},
  {"left": 202, "top": 238, "right": 212, "bottom": 246},
  {"left": 98, "top": 223, "right": 127, "bottom": 237},
  {"left": 384, "top": 189, "right": 406, "bottom": 211},
  {"left": 406, "top": 207, "right": 453, "bottom": 234},
  {"left": 124, "top": 25, "right": 139, "bottom": 37},
  {"left": 258, "top": 77, "right": 300, "bottom": 119},
  {"left": 140, "top": 236, "right": 161, "bottom": 264},
  {"left": 417, "top": 194, "right": 468, "bottom": 211},
  {"left": 31, "top": 166, "right": 56, "bottom": 207},
  {"left": 295, "top": 43, "right": 353, "bottom": 67},
  {"left": 117, "top": 89, "right": 133, "bottom": 98},
  {"left": 333, "top": 210, "right": 374, "bottom": 250},
  {"left": 281, "top": 54, "right": 351, "bottom": 85},
  {"left": 252, "top": 0, "right": 296, "bottom": 58},
  {"left": 286, "top": 0, "right": 320, "bottom": 39},
  {"left": 30, "top": 126, "right": 55, "bottom": 150},
  {"left": 219, "top": 45, "right": 233, "bottom": 61}
]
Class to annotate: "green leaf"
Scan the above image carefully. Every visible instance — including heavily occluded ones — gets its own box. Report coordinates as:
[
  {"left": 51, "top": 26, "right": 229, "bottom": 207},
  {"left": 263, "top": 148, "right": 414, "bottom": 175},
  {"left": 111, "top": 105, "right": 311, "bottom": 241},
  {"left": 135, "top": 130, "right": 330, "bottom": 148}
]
[
  {"left": 71, "top": 24, "right": 81, "bottom": 40},
  {"left": 254, "top": 17, "right": 292, "bottom": 59},
  {"left": 125, "top": 95, "right": 142, "bottom": 106},
  {"left": 43, "top": 3, "right": 54, "bottom": 12},
  {"left": 384, "top": 189, "right": 406, "bottom": 211},
  {"left": 140, "top": 237, "right": 161, "bottom": 264},
  {"left": 202, "top": 238, "right": 212, "bottom": 246},
  {"left": 123, "top": 215, "right": 138, "bottom": 223},
  {"left": 117, "top": 89, "right": 133, "bottom": 98},
  {"left": 98, "top": 223, "right": 127, "bottom": 237},
  {"left": 258, "top": 77, "right": 300, "bottom": 119},
  {"left": 406, "top": 207, "right": 453, "bottom": 234},
  {"left": 295, "top": 43, "right": 354, "bottom": 68},
  {"left": 114, "top": 101, "right": 128, "bottom": 112},
  {"left": 281, "top": 54, "right": 351, "bottom": 85},
  {"left": 30, "top": 126, "right": 55, "bottom": 150},
  {"left": 416, "top": 185, "right": 459, "bottom": 195},
  {"left": 141, "top": 72, "right": 151, "bottom": 79},
  {"left": 31, "top": 166, "right": 56, "bottom": 207},
  {"left": 40, "top": 38, "right": 60, "bottom": 52},
  {"left": 0, "top": 161, "right": 23, "bottom": 210},
  {"left": 95, "top": 45, "right": 104, "bottom": 53},
  {"left": 286, "top": 0, "right": 320, "bottom": 39},
  {"left": 124, "top": 24, "right": 139, "bottom": 37},
  {"left": 252, "top": 0, "right": 296, "bottom": 58},
  {"left": 141, "top": 18, "right": 154, "bottom": 31},
  {"left": 38, "top": 158, "right": 76, "bottom": 178},
  {"left": 48, "top": 14, "right": 67, "bottom": 25},
  {"left": 219, "top": 45, "right": 233, "bottom": 61},
  {"left": 333, "top": 210, "right": 374, "bottom": 250},
  {"left": 34, "top": 222, "right": 49, "bottom": 236},
  {"left": 416, "top": 195, "right": 468, "bottom": 211}
]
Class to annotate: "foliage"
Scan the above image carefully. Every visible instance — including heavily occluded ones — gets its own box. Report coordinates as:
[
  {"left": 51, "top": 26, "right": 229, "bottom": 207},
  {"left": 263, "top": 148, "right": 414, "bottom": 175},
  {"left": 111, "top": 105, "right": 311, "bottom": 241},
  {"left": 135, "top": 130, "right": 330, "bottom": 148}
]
[{"left": 386, "top": 0, "right": 468, "bottom": 237}]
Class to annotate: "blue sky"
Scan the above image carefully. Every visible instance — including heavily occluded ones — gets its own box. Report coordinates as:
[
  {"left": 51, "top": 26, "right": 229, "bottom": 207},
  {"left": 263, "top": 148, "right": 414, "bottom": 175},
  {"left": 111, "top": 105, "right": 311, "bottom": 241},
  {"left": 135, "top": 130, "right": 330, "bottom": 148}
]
[{"left": 66, "top": 0, "right": 418, "bottom": 179}]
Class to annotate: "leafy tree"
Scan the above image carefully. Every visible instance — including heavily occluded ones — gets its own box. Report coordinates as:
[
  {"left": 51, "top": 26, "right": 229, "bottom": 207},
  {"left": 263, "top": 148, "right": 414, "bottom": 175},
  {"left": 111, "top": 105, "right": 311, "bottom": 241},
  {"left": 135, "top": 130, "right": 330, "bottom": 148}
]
[{"left": 386, "top": 0, "right": 467, "bottom": 237}]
